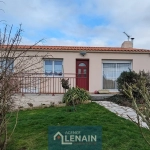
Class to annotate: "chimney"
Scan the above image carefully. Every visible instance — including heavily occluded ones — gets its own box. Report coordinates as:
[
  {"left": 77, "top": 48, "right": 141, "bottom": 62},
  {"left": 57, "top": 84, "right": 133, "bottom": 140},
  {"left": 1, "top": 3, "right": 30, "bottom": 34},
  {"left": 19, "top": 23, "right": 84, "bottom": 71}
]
[{"left": 121, "top": 41, "right": 133, "bottom": 48}]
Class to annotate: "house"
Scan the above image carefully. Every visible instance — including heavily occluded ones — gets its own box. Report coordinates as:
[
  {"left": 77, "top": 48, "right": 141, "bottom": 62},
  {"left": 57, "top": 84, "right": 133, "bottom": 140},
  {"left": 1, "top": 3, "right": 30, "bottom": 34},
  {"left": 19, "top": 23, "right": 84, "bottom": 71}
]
[{"left": 1, "top": 40, "right": 150, "bottom": 94}]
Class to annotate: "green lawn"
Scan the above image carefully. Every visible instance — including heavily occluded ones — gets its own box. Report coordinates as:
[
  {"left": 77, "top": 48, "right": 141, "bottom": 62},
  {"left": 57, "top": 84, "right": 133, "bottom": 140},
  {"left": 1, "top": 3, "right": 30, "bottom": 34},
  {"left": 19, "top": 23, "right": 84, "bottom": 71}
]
[{"left": 7, "top": 102, "right": 150, "bottom": 150}]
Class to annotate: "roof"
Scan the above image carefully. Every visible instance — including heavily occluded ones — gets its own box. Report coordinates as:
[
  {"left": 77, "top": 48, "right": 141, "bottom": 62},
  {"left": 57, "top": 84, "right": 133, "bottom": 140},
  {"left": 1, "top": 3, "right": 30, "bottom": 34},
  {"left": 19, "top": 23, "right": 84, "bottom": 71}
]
[{"left": 1, "top": 45, "right": 150, "bottom": 53}]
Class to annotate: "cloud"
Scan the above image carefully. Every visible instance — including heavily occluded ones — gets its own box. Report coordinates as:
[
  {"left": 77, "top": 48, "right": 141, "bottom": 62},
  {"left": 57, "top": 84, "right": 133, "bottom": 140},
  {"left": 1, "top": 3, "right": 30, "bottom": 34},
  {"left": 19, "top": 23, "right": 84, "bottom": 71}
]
[
  {"left": 44, "top": 38, "right": 87, "bottom": 46},
  {"left": 1, "top": 0, "right": 150, "bottom": 49},
  {"left": 1, "top": 0, "right": 79, "bottom": 28},
  {"left": 21, "top": 37, "right": 107, "bottom": 47}
]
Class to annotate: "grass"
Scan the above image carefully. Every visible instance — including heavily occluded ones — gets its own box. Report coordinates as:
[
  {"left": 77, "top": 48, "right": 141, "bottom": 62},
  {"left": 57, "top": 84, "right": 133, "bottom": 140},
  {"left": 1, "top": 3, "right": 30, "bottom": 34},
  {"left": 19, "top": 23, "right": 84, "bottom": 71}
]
[{"left": 7, "top": 102, "right": 150, "bottom": 150}]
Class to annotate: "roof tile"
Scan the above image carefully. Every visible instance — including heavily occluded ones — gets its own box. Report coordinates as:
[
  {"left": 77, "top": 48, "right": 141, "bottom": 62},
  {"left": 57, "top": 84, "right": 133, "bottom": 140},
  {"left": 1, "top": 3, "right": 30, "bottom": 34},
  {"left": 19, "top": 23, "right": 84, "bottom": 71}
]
[{"left": 1, "top": 45, "right": 150, "bottom": 53}]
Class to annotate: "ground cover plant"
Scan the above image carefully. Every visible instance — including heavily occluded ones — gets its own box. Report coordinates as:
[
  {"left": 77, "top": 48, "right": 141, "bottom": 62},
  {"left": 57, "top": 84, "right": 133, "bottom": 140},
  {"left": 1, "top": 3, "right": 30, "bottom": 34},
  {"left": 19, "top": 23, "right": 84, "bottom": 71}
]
[{"left": 7, "top": 103, "right": 150, "bottom": 150}]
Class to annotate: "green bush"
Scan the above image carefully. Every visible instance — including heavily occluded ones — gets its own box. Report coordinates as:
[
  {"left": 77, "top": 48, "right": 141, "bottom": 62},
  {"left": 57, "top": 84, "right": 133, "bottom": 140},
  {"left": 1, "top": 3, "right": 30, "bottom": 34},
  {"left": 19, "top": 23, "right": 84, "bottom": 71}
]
[
  {"left": 117, "top": 70, "right": 139, "bottom": 97},
  {"left": 62, "top": 87, "right": 91, "bottom": 106},
  {"left": 117, "top": 70, "right": 150, "bottom": 99},
  {"left": 117, "top": 69, "right": 138, "bottom": 92}
]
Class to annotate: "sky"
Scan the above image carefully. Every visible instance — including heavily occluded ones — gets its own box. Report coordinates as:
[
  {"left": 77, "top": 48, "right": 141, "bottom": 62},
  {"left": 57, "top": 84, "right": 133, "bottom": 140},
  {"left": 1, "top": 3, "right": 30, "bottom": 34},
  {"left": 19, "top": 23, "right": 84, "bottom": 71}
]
[{"left": 1, "top": 0, "right": 150, "bottom": 49}]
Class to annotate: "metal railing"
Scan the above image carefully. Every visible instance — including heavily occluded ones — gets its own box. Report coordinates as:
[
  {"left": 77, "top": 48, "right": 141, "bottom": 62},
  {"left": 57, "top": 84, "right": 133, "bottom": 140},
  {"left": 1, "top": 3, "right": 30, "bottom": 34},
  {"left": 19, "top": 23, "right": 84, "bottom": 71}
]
[{"left": 12, "top": 73, "right": 76, "bottom": 95}]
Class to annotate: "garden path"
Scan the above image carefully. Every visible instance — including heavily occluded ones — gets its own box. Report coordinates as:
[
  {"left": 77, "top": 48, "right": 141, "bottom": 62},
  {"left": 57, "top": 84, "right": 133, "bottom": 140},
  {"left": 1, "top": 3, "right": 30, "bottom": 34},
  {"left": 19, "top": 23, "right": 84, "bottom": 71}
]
[{"left": 95, "top": 101, "right": 148, "bottom": 128}]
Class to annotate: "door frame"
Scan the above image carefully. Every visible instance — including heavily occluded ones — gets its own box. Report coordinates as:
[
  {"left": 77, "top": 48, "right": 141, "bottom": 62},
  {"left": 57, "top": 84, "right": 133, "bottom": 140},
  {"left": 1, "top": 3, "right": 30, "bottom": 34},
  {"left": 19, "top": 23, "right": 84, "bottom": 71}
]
[{"left": 76, "top": 59, "right": 89, "bottom": 91}]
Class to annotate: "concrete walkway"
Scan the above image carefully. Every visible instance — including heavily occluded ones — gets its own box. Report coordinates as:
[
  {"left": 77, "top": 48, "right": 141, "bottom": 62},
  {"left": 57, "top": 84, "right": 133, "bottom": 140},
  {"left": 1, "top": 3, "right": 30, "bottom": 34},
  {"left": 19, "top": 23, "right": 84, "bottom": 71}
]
[{"left": 95, "top": 101, "right": 148, "bottom": 128}]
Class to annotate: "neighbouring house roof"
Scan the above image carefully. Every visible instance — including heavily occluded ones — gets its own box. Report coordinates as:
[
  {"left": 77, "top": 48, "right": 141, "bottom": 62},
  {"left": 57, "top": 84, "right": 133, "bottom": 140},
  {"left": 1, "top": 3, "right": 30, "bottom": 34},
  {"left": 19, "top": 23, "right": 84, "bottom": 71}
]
[{"left": 1, "top": 45, "right": 150, "bottom": 54}]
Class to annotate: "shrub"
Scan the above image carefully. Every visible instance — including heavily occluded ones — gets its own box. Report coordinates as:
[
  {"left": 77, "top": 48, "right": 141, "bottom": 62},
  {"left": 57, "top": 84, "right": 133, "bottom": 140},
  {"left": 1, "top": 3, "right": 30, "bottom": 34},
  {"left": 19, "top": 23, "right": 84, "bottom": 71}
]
[
  {"left": 117, "top": 70, "right": 140, "bottom": 98},
  {"left": 117, "top": 69, "right": 138, "bottom": 92},
  {"left": 62, "top": 87, "right": 91, "bottom": 106},
  {"left": 60, "top": 78, "right": 70, "bottom": 90},
  {"left": 117, "top": 70, "right": 150, "bottom": 100}
]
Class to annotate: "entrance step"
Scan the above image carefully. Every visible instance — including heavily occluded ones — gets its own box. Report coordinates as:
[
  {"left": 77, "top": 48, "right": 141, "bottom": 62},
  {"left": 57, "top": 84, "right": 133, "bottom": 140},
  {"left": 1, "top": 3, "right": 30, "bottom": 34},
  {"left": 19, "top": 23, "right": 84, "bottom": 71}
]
[{"left": 90, "top": 94, "right": 114, "bottom": 101}]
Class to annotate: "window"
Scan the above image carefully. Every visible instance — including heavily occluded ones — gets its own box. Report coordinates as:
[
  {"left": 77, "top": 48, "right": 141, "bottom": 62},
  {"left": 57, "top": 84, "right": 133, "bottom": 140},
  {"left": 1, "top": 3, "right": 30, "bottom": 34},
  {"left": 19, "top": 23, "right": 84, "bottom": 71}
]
[
  {"left": 0, "top": 58, "right": 14, "bottom": 73},
  {"left": 103, "top": 61, "right": 131, "bottom": 89},
  {"left": 44, "top": 59, "right": 63, "bottom": 76},
  {"left": 79, "top": 63, "right": 86, "bottom": 67}
]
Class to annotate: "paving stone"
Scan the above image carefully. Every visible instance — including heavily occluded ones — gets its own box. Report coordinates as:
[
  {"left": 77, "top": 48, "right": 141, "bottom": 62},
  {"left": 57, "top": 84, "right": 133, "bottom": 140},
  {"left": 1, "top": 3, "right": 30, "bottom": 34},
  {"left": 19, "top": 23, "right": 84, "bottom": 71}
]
[{"left": 95, "top": 101, "right": 148, "bottom": 128}]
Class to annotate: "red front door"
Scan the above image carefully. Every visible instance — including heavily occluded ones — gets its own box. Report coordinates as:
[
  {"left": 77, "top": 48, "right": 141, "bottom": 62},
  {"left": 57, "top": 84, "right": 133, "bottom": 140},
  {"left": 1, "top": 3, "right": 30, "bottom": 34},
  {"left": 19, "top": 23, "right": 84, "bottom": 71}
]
[{"left": 76, "top": 60, "right": 89, "bottom": 90}]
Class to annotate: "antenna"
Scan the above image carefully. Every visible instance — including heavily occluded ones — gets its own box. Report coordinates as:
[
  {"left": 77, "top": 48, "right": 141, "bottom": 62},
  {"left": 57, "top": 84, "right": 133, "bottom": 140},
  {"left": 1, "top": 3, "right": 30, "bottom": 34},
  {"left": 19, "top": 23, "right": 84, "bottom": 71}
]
[{"left": 123, "top": 32, "right": 130, "bottom": 41}]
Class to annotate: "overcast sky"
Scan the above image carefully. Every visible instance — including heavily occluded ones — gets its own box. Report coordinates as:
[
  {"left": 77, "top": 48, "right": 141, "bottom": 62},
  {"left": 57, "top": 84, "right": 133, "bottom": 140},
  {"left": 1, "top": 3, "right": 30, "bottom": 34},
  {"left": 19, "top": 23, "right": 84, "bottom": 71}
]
[{"left": 1, "top": 0, "right": 150, "bottom": 49}]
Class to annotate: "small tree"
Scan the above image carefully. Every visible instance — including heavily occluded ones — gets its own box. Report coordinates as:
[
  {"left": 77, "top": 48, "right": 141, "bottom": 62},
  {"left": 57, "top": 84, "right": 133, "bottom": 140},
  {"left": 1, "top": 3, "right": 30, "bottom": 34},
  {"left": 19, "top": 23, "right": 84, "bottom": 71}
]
[{"left": 0, "top": 25, "right": 52, "bottom": 150}]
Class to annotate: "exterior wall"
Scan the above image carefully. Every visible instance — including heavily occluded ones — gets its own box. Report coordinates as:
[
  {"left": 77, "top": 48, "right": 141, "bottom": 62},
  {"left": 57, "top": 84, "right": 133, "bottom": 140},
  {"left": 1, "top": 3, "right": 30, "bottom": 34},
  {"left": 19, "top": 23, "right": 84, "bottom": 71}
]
[
  {"left": 13, "top": 94, "right": 64, "bottom": 109},
  {"left": 16, "top": 51, "right": 150, "bottom": 93},
  {"left": 89, "top": 53, "right": 150, "bottom": 92}
]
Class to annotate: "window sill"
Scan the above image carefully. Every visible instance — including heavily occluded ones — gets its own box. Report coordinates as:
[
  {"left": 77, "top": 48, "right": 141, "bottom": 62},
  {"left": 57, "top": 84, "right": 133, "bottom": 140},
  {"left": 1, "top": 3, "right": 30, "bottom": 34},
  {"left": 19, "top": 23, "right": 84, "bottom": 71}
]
[{"left": 45, "top": 75, "right": 63, "bottom": 78}]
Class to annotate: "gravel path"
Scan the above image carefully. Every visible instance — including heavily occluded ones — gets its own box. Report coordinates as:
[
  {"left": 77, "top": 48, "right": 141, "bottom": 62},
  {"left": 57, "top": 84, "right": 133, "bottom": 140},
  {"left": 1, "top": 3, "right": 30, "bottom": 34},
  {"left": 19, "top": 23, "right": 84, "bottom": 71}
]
[{"left": 95, "top": 101, "right": 148, "bottom": 128}]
